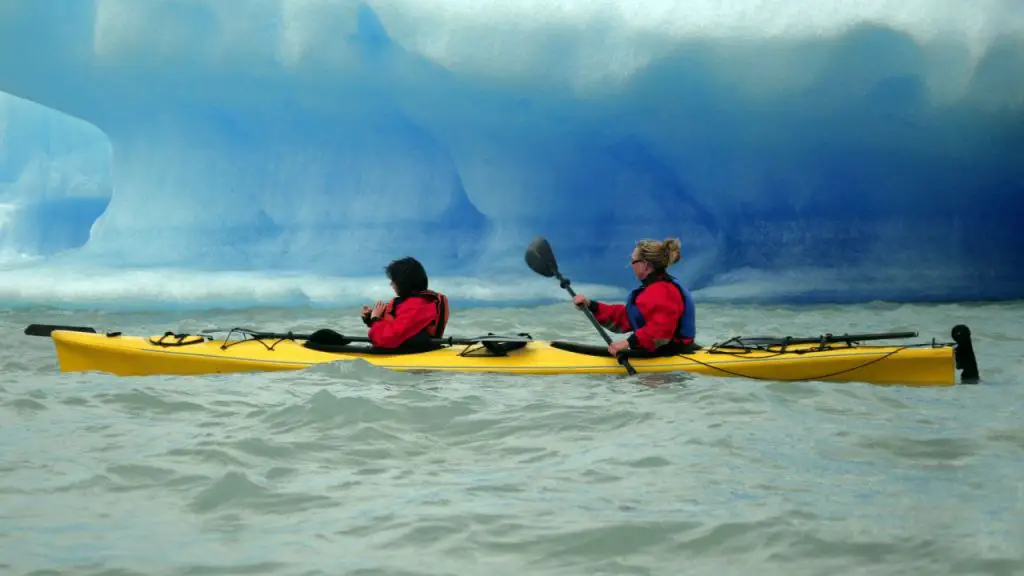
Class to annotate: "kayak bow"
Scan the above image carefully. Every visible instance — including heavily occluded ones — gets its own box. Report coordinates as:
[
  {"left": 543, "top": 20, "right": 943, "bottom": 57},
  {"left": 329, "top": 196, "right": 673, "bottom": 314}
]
[{"left": 25, "top": 323, "right": 980, "bottom": 387}]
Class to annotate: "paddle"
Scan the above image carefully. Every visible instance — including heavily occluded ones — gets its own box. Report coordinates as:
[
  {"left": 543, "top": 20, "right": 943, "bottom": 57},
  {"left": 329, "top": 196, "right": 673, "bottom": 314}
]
[
  {"left": 525, "top": 236, "right": 637, "bottom": 375},
  {"left": 24, "top": 323, "right": 531, "bottom": 347},
  {"left": 24, "top": 324, "right": 97, "bottom": 337},
  {"left": 200, "top": 327, "right": 533, "bottom": 347},
  {"left": 727, "top": 331, "right": 919, "bottom": 348}
]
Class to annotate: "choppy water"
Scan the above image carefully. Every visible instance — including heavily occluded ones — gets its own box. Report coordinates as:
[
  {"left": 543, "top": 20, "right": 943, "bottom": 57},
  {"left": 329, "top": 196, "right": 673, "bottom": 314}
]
[{"left": 2, "top": 301, "right": 1023, "bottom": 575}]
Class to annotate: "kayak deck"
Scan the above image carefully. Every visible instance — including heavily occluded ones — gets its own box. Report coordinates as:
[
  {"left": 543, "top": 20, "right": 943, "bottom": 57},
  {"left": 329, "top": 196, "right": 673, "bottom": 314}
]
[{"left": 45, "top": 325, "right": 979, "bottom": 387}]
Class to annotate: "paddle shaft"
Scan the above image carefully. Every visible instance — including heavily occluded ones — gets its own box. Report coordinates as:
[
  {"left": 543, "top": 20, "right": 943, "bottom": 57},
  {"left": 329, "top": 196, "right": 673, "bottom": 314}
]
[
  {"left": 555, "top": 272, "right": 638, "bottom": 376},
  {"left": 730, "top": 331, "right": 920, "bottom": 347},
  {"left": 557, "top": 278, "right": 610, "bottom": 346},
  {"left": 244, "top": 331, "right": 530, "bottom": 345},
  {"left": 24, "top": 324, "right": 530, "bottom": 346},
  {"left": 779, "top": 331, "right": 919, "bottom": 345}
]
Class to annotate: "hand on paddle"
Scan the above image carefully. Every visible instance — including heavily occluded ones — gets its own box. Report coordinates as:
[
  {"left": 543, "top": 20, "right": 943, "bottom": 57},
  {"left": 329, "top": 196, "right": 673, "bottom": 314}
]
[
  {"left": 573, "top": 295, "right": 627, "bottom": 356},
  {"left": 608, "top": 339, "right": 630, "bottom": 357}
]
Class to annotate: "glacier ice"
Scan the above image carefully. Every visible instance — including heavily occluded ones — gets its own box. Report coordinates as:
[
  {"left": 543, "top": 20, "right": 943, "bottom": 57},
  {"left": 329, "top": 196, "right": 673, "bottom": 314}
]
[{"left": 0, "top": 0, "right": 1022, "bottom": 309}]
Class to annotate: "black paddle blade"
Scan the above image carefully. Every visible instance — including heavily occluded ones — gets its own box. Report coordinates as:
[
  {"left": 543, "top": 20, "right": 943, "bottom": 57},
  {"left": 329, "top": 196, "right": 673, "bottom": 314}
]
[
  {"left": 307, "top": 328, "right": 353, "bottom": 346},
  {"left": 24, "top": 324, "right": 97, "bottom": 337},
  {"left": 525, "top": 236, "right": 558, "bottom": 277}
]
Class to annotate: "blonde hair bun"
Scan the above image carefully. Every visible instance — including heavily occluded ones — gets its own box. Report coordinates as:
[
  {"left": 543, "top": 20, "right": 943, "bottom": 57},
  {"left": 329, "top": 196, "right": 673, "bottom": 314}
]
[
  {"left": 634, "top": 237, "right": 682, "bottom": 269},
  {"left": 663, "top": 237, "right": 682, "bottom": 265}
]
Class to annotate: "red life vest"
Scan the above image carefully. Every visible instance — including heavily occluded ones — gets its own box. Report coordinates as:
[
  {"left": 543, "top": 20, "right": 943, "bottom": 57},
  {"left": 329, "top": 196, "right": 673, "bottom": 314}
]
[{"left": 382, "top": 289, "right": 449, "bottom": 339}]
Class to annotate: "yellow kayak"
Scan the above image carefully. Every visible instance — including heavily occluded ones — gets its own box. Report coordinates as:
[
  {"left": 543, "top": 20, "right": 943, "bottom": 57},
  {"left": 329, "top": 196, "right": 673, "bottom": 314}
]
[{"left": 27, "top": 323, "right": 980, "bottom": 387}]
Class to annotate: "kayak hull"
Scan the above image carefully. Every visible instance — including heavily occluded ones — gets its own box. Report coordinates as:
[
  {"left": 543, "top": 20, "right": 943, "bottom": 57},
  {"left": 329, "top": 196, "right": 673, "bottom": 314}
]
[{"left": 49, "top": 329, "right": 962, "bottom": 386}]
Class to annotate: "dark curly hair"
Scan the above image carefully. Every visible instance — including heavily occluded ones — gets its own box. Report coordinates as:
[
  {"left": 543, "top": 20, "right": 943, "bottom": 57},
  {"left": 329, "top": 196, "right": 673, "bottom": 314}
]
[{"left": 385, "top": 256, "right": 428, "bottom": 298}]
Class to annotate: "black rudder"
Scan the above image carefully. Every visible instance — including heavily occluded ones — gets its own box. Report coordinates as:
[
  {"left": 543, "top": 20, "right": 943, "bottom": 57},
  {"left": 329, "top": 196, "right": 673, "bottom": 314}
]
[{"left": 951, "top": 324, "right": 979, "bottom": 384}]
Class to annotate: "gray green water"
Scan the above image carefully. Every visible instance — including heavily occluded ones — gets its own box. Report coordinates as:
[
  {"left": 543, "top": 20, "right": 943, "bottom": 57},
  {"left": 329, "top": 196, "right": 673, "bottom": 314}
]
[{"left": 2, "top": 301, "right": 1023, "bottom": 575}]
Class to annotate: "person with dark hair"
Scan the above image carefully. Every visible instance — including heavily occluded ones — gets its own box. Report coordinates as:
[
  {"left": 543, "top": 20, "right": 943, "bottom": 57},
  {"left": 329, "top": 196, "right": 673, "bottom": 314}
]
[{"left": 361, "top": 256, "right": 450, "bottom": 350}]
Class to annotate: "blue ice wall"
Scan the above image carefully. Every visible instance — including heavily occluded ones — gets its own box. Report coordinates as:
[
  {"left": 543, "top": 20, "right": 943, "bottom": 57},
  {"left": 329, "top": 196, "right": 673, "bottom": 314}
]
[{"left": 0, "top": 0, "right": 1022, "bottom": 303}]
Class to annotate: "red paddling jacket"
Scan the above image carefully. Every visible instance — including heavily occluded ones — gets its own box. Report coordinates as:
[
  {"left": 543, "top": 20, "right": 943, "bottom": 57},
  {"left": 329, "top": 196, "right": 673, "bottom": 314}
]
[
  {"left": 587, "top": 273, "right": 695, "bottom": 352},
  {"left": 365, "top": 290, "right": 450, "bottom": 349}
]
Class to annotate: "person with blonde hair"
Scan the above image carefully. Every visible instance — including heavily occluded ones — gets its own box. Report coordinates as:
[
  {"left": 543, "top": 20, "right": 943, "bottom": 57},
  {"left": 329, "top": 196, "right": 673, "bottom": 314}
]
[{"left": 573, "top": 237, "right": 696, "bottom": 357}]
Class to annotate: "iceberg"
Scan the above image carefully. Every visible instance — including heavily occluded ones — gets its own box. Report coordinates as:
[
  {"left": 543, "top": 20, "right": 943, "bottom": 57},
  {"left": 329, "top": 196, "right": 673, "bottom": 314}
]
[{"left": 0, "top": 0, "right": 1022, "bottom": 308}]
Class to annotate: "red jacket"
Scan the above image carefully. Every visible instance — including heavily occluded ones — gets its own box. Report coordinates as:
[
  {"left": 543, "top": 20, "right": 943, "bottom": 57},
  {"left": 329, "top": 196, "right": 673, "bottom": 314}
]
[
  {"left": 366, "top": 291, "right": 449, "bottom": 349},
  {"left": 591, "top": 279, "right": 686, "bottom": 352}
]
